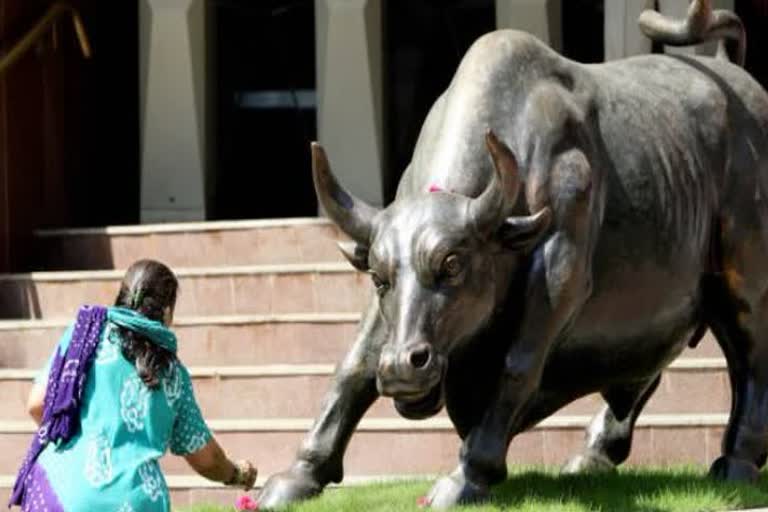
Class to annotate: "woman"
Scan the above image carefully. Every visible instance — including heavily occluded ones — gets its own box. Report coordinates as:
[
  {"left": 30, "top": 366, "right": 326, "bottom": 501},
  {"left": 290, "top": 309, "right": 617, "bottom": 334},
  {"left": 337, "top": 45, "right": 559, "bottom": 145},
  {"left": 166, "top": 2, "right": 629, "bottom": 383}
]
[{"left": 9, "top": 259, "right": 257, "bottom": 511}]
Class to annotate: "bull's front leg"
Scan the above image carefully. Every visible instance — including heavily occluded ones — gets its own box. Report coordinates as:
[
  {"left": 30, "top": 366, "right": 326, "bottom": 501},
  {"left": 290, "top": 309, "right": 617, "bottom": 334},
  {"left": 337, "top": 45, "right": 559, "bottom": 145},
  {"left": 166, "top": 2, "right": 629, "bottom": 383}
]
[
  {"left": 258, "top": 297, "right": 386, "bottom": 508},
  {"left": 427, "top": 149, "right": 597, "bottom": 509}
]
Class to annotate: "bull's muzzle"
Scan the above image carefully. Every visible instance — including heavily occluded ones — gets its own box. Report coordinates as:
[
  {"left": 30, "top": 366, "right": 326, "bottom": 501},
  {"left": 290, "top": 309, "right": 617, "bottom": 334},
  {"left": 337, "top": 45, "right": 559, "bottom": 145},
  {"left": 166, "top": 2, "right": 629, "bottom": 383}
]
[{"left": 376, "top": 342, "right": 444, "bottom": 403}]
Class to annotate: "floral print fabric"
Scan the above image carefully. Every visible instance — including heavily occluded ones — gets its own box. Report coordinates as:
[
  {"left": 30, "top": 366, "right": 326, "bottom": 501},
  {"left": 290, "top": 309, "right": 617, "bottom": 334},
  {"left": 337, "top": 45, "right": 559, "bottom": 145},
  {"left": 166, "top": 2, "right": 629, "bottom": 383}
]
[{"left": 32, "top": 321, "right": 212, "bottom": 511}]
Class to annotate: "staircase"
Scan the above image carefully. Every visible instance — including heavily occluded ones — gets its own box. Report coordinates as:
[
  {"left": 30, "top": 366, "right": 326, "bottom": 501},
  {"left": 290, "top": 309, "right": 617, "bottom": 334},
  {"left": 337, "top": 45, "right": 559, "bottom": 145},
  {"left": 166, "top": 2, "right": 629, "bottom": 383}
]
[{"left": 0, "top": 218, "right": 731, "bottom": 507}]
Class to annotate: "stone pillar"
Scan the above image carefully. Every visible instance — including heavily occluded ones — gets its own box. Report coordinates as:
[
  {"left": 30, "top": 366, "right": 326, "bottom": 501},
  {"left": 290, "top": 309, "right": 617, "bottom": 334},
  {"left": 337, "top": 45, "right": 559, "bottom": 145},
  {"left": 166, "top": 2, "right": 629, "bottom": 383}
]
[
  {"left": 139, "top": 0, "right": 207, "bottom": 223},
  {"left": 495, "top": 0, "right": 562, "bottom": 52},
  {"left": 604, "top": 0, "right": 654, "bottom": 61},
  {"left": 315, "top": 0, "right": 384, "bottom": 207},
  {"left": 660, "top": 0, "right": 734, "bottom": 57}
]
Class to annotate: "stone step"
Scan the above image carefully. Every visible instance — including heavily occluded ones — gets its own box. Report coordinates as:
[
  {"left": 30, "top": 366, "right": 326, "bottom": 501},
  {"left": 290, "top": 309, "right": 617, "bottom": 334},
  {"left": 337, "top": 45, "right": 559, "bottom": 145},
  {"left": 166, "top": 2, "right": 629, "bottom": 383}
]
[
  {"left": 0, "top": 474, "right": 435, "bottom": 510},
  {"left": 0, "top": 263, "right": 368, "bottom": 319},
  {"left": 33, "top": 218, "right": 348, "bottom": 270},
  {"left": 0, "top": 360, "right": 732, "bottom": 420},
  {"left": 0, "top": 314, "right": 360, "bottom": 367},
  {"left": 0, "top": 314, "right": 726, "bottom": 369},
  {"left": 0, "top": 415, "right": 729, "bottom": 478}
]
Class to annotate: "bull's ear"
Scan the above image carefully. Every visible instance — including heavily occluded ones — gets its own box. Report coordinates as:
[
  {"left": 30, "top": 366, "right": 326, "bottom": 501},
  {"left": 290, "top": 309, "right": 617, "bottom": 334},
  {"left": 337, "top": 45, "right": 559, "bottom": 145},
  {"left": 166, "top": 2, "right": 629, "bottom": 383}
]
[
  {"left": 499, "top": 207, "right": 552, "bottom": 251},
  {"left": 338, "top": 241, "right": 370, "bottom": 272}
]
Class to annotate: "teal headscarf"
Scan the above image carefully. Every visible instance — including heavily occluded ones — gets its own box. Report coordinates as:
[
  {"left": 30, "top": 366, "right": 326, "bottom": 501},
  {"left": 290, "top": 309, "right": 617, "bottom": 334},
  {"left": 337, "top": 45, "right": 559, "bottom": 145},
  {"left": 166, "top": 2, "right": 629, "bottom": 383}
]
[{"left": 107, "top": 307, "right": 177, "bottom": 353}]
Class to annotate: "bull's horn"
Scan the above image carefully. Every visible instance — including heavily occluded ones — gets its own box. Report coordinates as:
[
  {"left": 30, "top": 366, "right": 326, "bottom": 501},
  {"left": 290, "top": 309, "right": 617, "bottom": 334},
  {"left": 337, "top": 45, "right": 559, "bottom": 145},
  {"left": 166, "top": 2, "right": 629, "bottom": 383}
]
[
  {"left": 470, "top": 130, "right": 521, "bottom": 236},
  {"left": 311, "top": 142, "right": 379, "bottom": 245}
]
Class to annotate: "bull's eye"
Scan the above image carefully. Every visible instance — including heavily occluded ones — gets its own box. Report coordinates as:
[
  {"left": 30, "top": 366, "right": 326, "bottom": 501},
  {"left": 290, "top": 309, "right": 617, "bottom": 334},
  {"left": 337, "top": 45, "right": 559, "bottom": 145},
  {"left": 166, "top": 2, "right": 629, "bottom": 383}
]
[
  {"left": 442, "top": 254, "right": 462, "bottom": 278},
  {"left": 370, "top": 272, "right": 389, "bottom": 294}
]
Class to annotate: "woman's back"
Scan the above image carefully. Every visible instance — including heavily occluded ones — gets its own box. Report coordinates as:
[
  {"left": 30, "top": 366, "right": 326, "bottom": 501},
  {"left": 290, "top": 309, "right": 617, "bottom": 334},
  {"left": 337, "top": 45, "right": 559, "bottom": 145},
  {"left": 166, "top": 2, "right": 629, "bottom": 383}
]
[
  {"left": 33, "top": 320, "right": 210, "bottom": 512},
  {"left": 13, "top": 260, "right": 255, "bottom": 512}
]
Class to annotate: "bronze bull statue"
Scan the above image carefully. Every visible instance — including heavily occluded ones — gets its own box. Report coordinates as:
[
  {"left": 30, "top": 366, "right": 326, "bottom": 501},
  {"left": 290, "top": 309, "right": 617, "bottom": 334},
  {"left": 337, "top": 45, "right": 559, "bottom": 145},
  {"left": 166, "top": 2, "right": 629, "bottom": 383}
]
[{"left": 260, "top": 0, "right": 768, "bottom": 508}]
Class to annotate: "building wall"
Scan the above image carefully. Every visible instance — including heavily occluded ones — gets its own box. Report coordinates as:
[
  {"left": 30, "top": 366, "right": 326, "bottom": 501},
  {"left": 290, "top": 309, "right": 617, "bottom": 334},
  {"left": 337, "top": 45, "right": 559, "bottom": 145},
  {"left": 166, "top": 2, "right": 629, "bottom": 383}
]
[{"left": 1, "top": 0, "right": 767, "bottom": 273}]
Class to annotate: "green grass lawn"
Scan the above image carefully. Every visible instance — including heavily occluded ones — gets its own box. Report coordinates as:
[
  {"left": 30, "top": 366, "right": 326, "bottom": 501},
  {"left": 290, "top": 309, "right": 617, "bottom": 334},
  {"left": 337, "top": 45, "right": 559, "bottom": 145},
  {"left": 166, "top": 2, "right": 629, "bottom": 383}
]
[{"left": 180, "top": 466, "right": 768, "bottom": 512}]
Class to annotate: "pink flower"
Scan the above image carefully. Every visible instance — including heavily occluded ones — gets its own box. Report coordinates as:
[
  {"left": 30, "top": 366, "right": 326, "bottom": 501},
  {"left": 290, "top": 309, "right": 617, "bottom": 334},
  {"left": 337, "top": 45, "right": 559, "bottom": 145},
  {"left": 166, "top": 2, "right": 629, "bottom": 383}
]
[
  {"left": 235, "top": 494, "right": 259, "bottom": 511},
  {"left": 417, "top": 495, "right": 430, "bottom": 508}
]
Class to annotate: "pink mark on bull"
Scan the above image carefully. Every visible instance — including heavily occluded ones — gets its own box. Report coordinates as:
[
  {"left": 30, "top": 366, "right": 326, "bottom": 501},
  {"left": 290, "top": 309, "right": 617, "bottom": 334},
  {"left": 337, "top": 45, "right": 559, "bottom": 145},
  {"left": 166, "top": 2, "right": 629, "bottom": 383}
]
[{"left": 428, "top": 184, "right": 444, "bottom": 193}]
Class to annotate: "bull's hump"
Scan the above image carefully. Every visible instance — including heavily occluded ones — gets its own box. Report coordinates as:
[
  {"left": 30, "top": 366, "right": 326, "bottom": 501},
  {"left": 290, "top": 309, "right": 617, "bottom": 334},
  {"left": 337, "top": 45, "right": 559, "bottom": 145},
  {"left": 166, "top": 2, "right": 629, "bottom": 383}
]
[
  {"left": 460, "top": 30, "right": 554, "bottom": 71},
  {"left": 404, "top": 30, "right": 579, "bottom": 199},
  {"left": 414, "top": 32, "right": 559, "bottom": 196},
  {"left": 448, "top": 30, "right": 559, "bottom": 108}
]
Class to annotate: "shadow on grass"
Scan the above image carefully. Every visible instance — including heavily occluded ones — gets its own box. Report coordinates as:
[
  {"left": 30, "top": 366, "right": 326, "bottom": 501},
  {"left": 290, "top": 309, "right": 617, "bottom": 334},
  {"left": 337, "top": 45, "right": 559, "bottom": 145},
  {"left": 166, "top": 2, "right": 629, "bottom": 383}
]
[{"left": 485, "top": 467, "right": 768, "bottom": 512}]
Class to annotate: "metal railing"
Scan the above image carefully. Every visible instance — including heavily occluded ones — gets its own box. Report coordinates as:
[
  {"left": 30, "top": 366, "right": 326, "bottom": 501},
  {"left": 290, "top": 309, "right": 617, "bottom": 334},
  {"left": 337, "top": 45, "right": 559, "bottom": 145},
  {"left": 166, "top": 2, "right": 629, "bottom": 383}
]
[{"left": 0, "top": 1, "right": 91, "bottom": 76}]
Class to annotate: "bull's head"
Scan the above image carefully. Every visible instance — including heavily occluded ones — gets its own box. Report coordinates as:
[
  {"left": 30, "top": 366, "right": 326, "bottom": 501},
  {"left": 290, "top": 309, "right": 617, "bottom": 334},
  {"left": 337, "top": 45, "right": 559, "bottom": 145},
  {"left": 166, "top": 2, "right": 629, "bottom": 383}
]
[{"left": 313, "top": 131, "right": 551, "bottom": 419}]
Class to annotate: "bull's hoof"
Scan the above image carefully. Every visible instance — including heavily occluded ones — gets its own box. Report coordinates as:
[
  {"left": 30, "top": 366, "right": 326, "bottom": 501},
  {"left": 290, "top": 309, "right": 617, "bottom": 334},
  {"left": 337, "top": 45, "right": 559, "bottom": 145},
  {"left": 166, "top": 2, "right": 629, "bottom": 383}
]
[
  {"left": 257, "top": 468, "right": 323, "bottom": 510},
  {"left": 561, "top": 451, "right": 617, "bottom": 474},
  {"left": 709, "top": 456, "right": 760, "bottom": 483},
  {"left": 424, "top": 469, "right": 489, "bottom": 509}
]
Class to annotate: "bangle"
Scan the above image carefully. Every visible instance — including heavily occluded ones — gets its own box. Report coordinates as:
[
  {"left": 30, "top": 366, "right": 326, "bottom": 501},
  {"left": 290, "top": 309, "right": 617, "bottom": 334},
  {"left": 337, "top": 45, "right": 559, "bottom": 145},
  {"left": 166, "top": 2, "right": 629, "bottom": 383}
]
[{"left": 225, "top": 460, "right": 255, "bottom": 488}]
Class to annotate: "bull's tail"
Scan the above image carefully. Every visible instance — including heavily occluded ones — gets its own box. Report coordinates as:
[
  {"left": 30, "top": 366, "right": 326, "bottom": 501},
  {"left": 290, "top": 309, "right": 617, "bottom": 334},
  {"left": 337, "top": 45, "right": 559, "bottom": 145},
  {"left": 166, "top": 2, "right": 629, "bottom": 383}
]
[{"left": 638, "top": 0, "right": 746, "bottom": 66}]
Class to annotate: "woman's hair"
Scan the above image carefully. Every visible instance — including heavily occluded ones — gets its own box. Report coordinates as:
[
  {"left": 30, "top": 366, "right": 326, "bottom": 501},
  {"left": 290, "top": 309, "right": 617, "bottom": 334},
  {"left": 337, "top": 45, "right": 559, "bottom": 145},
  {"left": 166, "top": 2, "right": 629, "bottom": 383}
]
[{"left": 114, "top": 259, "right": 179, "bottom": 389}]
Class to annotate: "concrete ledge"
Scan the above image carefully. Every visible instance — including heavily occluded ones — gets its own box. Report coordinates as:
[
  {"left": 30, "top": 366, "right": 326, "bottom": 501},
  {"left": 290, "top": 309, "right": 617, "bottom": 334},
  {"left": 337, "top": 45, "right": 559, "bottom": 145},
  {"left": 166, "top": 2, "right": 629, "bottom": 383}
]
[
  {"left": 0, "top": 358, "right": 727, "bottom": 379},
  {"left": 0, "top": 262, "right": 354, "bottom": 282},
  {"left": 0, "top": 312, "right": 362, "bottom": 331},
  {"left": 669, "top": 358, "right": 726, "bottom": 370},
  {"left": 0, "top": 473, "right": 429, "bottom": 490},
  {"left": 0, "top": 365, "right": 336, "bottom": 380},
  {"left": 0, "top": 414, "right": 731, "bottom": 434},
  {"left": 35, "top": 217, "right": 333, "bottom": 238}
]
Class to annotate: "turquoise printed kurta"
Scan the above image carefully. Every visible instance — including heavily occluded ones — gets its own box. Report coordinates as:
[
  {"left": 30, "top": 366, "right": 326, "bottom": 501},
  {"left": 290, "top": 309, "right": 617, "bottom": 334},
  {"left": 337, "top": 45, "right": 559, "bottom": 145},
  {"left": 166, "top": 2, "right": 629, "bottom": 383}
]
[{"left": 33, "top": 321, "right": 212, "bottom": 511}]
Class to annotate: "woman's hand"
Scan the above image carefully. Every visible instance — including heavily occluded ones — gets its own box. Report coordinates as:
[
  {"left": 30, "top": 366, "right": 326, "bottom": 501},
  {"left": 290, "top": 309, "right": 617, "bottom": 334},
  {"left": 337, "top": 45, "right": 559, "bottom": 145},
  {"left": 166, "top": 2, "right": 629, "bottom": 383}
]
[
  {"left": 226, "top": 460, "right": 258, "bottom": 490},
  {"left": 184, "top": 438, "right": 257, "bottom": 490},
  {"left": 26, "top": 382, "right": 46, "bottom": 426}
]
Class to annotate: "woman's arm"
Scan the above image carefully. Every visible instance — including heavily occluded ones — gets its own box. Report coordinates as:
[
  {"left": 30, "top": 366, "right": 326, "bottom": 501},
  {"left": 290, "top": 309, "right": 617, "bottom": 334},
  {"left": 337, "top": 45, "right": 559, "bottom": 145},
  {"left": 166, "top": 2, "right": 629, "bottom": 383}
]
[
  {"left": 184, "top": 437, "right": 257, "bottom": 489},
  {"left": 173, "top": 363, "right": 256, "bottom": 489},
  {"left": 28, "top": 324, "right": 75, "bottom": 425},
  {"left": 26, "top": 382, "right": 46, "bottom": 426}
]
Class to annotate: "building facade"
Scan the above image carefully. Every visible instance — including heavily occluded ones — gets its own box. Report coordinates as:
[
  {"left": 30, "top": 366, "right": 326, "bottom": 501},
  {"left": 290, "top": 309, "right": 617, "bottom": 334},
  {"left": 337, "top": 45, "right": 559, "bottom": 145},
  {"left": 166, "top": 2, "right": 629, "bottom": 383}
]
[{"left": 0, "top": 0, "right": 766, "bottom": 270}]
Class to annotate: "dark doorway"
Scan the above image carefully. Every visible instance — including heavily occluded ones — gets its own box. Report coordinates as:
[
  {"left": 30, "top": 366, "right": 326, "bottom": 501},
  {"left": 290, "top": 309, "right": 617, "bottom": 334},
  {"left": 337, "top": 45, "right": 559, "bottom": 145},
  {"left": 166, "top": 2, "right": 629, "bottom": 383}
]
[
  {"left": 211, "top": 0, "right": 317, "bottom": 220},
  {"left": 383, "top": 0, "right": 496, "bottom": 202},
  {"left": 736, "top": 0, "right": 768, "bottom": 91},
  {"left": 562, "top": 0, "right": 604, "bottom": 63},
  {"left": 74, "top": 0, "right": 140, "bottom": 227}
]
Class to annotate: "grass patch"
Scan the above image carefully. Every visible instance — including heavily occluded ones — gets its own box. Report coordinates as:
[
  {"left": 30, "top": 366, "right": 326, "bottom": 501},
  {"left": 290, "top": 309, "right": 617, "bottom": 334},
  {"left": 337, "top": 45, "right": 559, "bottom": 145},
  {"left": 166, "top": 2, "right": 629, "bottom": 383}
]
[{"left": 179, "top": 466, "right": 768, "bottom": 511}]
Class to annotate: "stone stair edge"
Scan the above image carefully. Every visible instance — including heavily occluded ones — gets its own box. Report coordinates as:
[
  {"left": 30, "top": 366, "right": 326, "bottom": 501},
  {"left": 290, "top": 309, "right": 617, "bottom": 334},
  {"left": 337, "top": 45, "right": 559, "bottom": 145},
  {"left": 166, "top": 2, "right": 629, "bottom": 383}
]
[
  {"left": 0, "top": 414, "right": 732, "bottom": 434},
  {"left": 34, "top": 217, "right": 334, "bottom": 238},
  {"left": 0, "top": 358, "right": 728, "bottom": 377},
  {"left": 0, "top": 312, "right": 362, "bottom": 330},
  {"left": 1, "top": 473, "right": 429, "bottom": 490},
  {"left": 0, "top": 262, "right": 355, "bottom": 282},
  {"left": 0, "top": 364, "right": 336, "bottom": 379}
]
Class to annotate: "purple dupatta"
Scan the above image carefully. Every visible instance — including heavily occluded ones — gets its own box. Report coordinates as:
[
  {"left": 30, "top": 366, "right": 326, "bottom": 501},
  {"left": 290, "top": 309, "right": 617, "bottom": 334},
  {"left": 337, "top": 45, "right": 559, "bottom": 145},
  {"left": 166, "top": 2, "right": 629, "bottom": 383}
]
[{"left": 8, "top": 305, "right": 107, "bottom": 508}]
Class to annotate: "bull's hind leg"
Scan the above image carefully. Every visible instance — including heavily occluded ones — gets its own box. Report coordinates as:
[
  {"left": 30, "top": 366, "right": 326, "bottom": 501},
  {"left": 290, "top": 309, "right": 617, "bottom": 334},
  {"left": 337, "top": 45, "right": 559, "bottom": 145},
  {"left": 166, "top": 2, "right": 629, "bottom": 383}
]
[
  {"left": 707, "top": 283, "right": 768, "bottom": 482},
  {"left": 562, "top": 375, "right": 660, "bottom": 473},
  {"left": 705, "top": 199, "right": 768, "bottom": 482}
]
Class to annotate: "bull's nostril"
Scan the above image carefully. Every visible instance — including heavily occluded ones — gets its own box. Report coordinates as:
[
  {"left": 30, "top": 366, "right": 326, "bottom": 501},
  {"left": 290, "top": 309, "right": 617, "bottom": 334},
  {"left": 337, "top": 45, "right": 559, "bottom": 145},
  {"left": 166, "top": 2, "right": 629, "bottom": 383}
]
[{"left": 409, "top": 346, "right": 431, "bottom": 369}]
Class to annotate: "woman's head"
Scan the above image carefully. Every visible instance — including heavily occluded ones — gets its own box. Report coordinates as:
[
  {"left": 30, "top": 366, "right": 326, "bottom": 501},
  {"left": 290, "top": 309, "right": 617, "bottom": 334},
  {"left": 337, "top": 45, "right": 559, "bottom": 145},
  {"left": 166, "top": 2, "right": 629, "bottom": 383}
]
[
  {"left": 115, "top": 259, "right": 179, "bottom": 325},
  {"left": 114, "top": 259, "right": 179, "bottom": 388}
]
